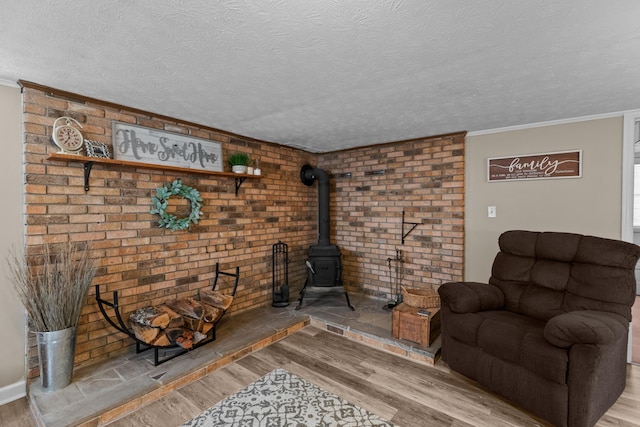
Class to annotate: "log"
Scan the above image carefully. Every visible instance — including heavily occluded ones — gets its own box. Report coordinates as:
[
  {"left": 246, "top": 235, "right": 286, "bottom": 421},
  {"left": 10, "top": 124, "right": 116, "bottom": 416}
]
[
  {"left": 201, "top": 323, "right": 214, "bottom": 335},
  {"left": 156, "top": 305, "right": 184, "bottom": 328},
  {"left": 129, "top": 306, "right": 170, "bottom": 329},
  {"left": 193, "top": 331, "right": 207, "bottom": 344},
  {"left": 130, "top": 321, "right": 159, "bottom": 344},
  {"left": 176, "top": 337, "right": 193, "bottom": 349},
  {"left": 165, "top": 327, "right": 185, "bottom": 342},
  {"left": 151, "top": 332, "right": 171, "bottom": 347},
  {"left": 166, "top": 327, "right": 195, "bottom": 343},
  {"left": 202, "top": 303, "right": 224, "bottom": 323},
  {"left": 199, "top": 289, "right": 234, "bottom": 310},
  {"left": 165, "top": 298, "right": 204, "bottom": 320},
  {"left": 176, "top": 328, "right": 194, "bottom": 349},
  {"left": 183, "top": 316, "right": 204, "bottom": 332}
]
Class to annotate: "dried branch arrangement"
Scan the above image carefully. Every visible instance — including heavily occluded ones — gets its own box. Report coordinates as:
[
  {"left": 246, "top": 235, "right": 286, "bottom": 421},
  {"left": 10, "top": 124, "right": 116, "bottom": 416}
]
[{"left": 7, "top": 241, "right": 97, "bottom": 332}]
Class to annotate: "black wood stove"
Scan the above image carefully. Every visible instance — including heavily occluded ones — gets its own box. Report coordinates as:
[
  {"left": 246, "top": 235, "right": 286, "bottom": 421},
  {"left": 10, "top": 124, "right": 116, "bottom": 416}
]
[{"left": 296, "top": 164, "right": 354, "bottom": 311}]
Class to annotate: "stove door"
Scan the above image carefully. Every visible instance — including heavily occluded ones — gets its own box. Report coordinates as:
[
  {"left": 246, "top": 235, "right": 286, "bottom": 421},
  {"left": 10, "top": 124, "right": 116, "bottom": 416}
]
[{"left": 308, "top": 257, "right": 342, "bottom": 287}]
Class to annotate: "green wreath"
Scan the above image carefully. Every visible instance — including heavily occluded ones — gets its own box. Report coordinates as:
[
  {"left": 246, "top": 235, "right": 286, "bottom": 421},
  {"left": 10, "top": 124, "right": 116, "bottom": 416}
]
[{"left": 150, "top": 179, "right": 203, "bottom": 231}]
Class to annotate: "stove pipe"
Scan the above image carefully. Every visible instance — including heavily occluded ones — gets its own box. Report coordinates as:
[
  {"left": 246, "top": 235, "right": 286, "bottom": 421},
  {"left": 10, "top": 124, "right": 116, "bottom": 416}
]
[{"left": 301, "top": 164, "right": 331, "bottom": 246}]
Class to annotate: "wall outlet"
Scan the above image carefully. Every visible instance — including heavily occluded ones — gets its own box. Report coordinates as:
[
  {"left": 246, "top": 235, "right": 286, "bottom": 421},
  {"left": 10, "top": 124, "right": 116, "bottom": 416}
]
[{"left": 488, "top": 206, "right": 497, "bottom": 218}]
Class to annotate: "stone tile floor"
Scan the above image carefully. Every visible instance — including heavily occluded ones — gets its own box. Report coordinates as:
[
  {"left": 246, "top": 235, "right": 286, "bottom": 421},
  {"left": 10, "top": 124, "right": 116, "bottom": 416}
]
[{"left": 28, "top": 289, "right": 441, "bottom": 427}]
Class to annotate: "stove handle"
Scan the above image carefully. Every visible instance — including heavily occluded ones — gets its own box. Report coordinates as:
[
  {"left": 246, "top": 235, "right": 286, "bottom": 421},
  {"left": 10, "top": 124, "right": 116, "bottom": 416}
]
[{"left": 305, "top": 260, "right": 316, "bottom": 274}]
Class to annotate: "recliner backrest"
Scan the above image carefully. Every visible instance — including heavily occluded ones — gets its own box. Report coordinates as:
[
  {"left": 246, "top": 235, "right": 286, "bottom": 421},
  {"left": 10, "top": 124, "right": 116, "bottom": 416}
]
[{"left": 489, "top": 230, "right": 640, "bottom": 322}]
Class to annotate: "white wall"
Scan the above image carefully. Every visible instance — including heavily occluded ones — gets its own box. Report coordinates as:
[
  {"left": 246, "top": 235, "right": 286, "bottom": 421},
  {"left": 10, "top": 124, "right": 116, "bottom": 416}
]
[
  {"left": 0, "top": 83, "right": 26, "bottom": 404},
  {"left": 465, "top": 116, "right": 624, "bottom": 281}
]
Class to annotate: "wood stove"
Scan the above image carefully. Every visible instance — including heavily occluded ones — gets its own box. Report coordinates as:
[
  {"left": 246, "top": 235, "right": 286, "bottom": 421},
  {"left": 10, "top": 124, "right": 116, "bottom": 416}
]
[{"left": 296, "top": 165, "right": 354, "bottom": 310}]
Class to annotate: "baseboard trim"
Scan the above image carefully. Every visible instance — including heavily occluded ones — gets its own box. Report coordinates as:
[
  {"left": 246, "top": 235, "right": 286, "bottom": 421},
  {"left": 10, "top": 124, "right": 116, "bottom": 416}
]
[{"left": 0, "top": 380, "right": 26, "bottom": 406}]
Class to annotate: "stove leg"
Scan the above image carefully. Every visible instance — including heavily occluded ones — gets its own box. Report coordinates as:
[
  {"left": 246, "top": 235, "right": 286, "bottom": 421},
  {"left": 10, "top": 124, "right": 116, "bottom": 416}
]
[
  {"left": 295, "top": 281, "right": 307, "bottom": 310},
  {"left": 344, "top": 289, "right": 355, "bottom": 311}
]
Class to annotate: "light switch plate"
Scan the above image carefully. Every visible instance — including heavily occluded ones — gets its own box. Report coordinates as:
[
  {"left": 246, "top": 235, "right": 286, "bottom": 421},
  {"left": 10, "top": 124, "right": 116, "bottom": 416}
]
[{"left": 488, "top": 206, "right": 497, "bottom": 218}]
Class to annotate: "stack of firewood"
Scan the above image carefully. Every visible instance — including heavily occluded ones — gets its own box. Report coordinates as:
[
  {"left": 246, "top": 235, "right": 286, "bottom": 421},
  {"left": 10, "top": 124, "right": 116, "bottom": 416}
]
[{"left": 128, "top": 289, "right": 233, "bottom": 349}]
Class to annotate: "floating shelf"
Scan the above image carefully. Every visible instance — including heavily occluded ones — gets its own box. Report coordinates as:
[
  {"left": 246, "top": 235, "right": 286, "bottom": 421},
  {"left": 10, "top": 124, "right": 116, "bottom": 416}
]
[{"left": 46, "top": 152, "right": 261, "bottom": 194}]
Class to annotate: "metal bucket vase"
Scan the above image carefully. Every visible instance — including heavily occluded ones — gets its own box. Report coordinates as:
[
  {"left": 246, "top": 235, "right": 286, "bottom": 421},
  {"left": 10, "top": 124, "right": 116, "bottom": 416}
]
[{"left": 36, "top": 327, "right": 76, "bottom": 391}]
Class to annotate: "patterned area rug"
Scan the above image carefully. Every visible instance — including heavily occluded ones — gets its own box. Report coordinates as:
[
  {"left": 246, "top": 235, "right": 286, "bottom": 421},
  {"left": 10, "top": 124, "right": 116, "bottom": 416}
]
[{"left": 180, "top": 368, "right": 395, "bottom": 427}]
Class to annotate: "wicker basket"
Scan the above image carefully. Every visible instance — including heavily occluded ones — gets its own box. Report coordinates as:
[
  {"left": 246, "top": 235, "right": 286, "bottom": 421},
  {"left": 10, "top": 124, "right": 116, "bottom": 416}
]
[{"left": 401, "top": 286, "right": 440, "bottom": 308}]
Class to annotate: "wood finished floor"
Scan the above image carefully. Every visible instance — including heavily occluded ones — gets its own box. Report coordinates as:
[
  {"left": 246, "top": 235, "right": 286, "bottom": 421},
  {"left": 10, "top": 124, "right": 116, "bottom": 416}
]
[{"left": 3, "top": 325, "right": 640, "bottom": 427}]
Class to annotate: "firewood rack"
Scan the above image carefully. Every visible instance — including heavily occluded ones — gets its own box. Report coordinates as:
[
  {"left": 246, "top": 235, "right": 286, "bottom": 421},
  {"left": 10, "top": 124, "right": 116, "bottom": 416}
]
[{"left": 96, "top": 262, "right": 240, "bottom": 366}]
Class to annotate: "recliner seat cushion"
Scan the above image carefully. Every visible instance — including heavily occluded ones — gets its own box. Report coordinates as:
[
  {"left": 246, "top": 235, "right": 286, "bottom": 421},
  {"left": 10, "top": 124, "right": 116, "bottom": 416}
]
[{"left": 448, "top": 310, "right": 569, "bottom": 384}]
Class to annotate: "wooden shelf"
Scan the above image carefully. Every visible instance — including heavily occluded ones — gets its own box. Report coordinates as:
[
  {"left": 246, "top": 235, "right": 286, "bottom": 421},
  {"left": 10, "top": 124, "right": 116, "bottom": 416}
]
[{"left": 47, "top": 152, "right": 261, "bottom": 194}]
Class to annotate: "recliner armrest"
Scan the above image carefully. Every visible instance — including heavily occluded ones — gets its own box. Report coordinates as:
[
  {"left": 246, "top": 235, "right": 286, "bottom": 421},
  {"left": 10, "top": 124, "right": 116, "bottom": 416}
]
[
  {"left": 438, "top": 281, "right": 505, "bottom": 313},
  {"left": 544, "top": 311, "right": 629, "bottom": 348}
]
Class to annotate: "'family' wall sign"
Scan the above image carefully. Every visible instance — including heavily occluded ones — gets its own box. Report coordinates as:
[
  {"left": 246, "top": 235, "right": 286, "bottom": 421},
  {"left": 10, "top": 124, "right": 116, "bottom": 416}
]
[
  {"left": 487, "top": 150, "right": 582, "bottom": 182},
  {"left": 112, "top": 122, "right": 223, "bottom": 172}
]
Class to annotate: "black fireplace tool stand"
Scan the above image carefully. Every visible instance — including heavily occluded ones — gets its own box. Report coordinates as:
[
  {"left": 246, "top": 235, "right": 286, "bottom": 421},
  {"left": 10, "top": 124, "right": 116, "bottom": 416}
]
[
  {"left": 383, "top": 249, "right": 404, "bottom": 310},
  {"left": 95, "top": 262, "right": 240, "bottom": 366},
  {"left": 272, "top": 241, "right": 290, "bottom": 307}
]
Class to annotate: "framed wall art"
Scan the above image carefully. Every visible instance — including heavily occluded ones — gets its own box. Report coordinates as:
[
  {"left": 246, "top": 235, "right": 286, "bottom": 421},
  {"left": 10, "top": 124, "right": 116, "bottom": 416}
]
[
  {"left": 111, "top": 122, "right": 223, "bottom": 172},
  {"left": 84, "top": 139, "right": 112, "bottom": 159},
  {"left": 487, "top": 150, "right": 582, "bottom": 182}
]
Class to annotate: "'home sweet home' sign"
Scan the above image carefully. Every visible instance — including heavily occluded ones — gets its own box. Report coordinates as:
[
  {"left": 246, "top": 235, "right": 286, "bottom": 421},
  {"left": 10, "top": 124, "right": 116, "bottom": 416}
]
[{"left": 112, "top": 122, "right": 223, "bottom": 172}]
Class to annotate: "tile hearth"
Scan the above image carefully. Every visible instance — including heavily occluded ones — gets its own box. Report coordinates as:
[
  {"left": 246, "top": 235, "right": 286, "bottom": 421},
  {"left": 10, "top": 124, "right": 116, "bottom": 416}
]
[{"left": 28, "top": 291, "right": 441, "bottom": 427}]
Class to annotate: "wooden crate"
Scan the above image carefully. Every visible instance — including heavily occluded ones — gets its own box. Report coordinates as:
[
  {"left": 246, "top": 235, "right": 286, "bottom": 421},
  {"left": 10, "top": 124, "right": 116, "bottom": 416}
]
[{"left": 392, "top": 303, "right": 441, "bottom": 347}]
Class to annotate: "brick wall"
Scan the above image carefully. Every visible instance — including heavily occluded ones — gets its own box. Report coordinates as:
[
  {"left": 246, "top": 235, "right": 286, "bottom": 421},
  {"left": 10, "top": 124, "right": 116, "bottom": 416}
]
[
  {"left": 318, "top": 134, "right": 465, "bottom": 301},
  {"left": 21, "top": 84, "right": 318, "bottom": 377},
  {"left": 20, "top": 83, "right": 465, "bottom": 378}
]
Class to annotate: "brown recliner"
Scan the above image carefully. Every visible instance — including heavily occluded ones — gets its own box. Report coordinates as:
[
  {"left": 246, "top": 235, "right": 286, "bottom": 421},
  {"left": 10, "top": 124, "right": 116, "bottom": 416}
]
[{"left": 438, "top": 230, "right": 640, "bottom": 427}]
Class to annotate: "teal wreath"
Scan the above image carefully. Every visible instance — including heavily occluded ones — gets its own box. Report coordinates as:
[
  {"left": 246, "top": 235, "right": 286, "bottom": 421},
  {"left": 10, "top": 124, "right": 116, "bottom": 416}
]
[{"left": 150, "top": 179, "right": 203, "bottom": 231}]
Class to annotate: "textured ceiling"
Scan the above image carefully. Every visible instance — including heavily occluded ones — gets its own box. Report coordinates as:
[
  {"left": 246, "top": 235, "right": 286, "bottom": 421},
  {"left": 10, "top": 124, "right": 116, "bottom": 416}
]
[{"left": 1, "top": 1, "right": 639, "bottom": 152}]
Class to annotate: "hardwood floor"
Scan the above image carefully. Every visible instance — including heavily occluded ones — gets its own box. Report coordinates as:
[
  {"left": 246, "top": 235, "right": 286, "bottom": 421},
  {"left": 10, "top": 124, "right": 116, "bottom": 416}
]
[
  {"left": 3, "top": 325, "right": 640, "bottom": 426},
  {"left": 0, "top": 398, "right": 34, "bottom": 427},
  {"left": 105, "top": 327, "right": 640, "bottom": 427}
]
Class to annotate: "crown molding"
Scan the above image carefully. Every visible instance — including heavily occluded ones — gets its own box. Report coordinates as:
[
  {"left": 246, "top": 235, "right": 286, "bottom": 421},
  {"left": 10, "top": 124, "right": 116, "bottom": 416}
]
[
  {"left": 467, "top": 111, "right": 630, "bottom": 137},
  {"left": 0, "top": 79, "right": 19, "bottom": 88}
]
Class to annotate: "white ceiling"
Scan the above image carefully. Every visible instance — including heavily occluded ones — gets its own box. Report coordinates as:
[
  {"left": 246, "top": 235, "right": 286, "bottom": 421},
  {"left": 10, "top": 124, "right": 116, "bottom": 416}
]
[{"left": 1, "top": 1, "right": 639, "bottom": 153}]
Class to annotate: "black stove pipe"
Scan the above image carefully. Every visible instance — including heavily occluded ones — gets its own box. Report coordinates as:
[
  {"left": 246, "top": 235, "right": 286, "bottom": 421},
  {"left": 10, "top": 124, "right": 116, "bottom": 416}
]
[{"left": 300, "top": 164, "right": 331, "bottom": 247}]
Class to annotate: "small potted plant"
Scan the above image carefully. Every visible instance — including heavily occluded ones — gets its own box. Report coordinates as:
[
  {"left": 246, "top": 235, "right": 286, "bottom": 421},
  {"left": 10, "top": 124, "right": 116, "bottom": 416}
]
[{"left": 228, "top": 152, "right": 251, "bottom": 174}]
